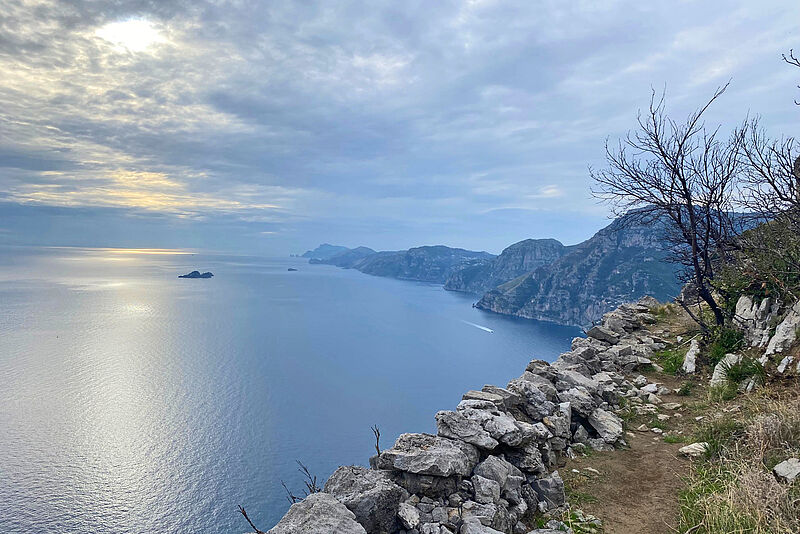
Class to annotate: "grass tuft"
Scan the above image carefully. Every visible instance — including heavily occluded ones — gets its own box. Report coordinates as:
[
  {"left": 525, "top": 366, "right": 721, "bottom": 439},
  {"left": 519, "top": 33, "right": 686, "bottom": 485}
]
[
  {"left": 679, "top": 396, "right": 800, "bottom": 533},
  {"left": 653, "top": 347, "right": 687, "bottom": 375}
]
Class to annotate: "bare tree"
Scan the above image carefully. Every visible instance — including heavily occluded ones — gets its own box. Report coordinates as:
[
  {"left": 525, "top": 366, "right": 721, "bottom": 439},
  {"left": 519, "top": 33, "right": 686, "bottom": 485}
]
[
  {"left": 782, "top": 49, "right": 800, "bottom": 105},
  {"left": 739, "top": 119, "right": 800, "bottom": 225},
  {"left": 735, "top": 118, "right": 800, "bottom": 301},
  {"left": 591, "top": 85, "right": 742, "bottom": 329}
]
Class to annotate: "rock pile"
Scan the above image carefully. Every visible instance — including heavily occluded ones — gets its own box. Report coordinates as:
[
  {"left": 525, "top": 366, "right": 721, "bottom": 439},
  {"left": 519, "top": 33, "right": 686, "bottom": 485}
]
[{"left": 265, "top": 297, "right": 671, "bottom": 534}]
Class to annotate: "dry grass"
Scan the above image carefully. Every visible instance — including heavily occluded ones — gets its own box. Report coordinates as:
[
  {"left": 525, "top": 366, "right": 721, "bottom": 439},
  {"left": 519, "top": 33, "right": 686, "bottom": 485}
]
[{"left": 679, "top": 394, "right": 800, "bottom": 534}]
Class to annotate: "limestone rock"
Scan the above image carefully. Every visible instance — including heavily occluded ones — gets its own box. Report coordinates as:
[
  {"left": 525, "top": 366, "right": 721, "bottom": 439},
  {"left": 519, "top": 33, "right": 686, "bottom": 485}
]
[
  {"left": 710, "top": 354, "right": 741, "bottom": 387},
  {"left": 461, "top": 501, "right": 498, "bottom": 527},
  {"left": 506, "top": 378, "right": 556, "bottom": 420},
  {"left": 267, "top": 492, "right": 367, "bottom": 534},
  {"left": 397, "top": 502, "right": 420, "bottom": 530},
  {"left": 473, "top": 456, "right": 524, "bottom": 496},
  {"left": 773, "top": 458, "right": 800, "bottom": 483},
  {"left": 681, "top": 338, "right": 700, "bottom": 374},
  {"left": 463, "top": 390, "right": 505, "bottom": 407},
  {"left": 587, "top": 325, "right": 620, "bottom": 344},
  {"left": 472, "top": 475, "right": 501, "bottom": 504},
  {"left": 678, "top": 442, "right": 709, "bottom": 458},
  {"left": 323, "top": 466, "right": 408, "bottom": 534},
  {"left": 557, "top": 387, "right": 595, "bottom": 417},
  {"left": 766, "top": 300, "right": 800, "bottom": 355},
  {"left": 777, "top": 355, "right": 795, "bottom": 374},
  {"left": 460, "top": 518, "right": 505, "bottom": 534},
  {"left": 529, "top": 471, "right": 565, "bottom": 511},
  {"left": 436, "top": 410, "right": 499, "bottom": 450},
  {"left": 587, "top": 408, "right": 624, "bottom": 444},
  {"left": 734, "top": 295, "right": 779, "bottom": 348},
  {"left": 377, "top": 433, "right": 479, "bottom": 477}
]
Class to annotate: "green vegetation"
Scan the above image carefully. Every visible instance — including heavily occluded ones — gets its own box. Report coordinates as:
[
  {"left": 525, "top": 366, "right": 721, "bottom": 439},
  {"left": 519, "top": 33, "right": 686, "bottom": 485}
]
[
  {"left": 695, "top": 419, "right": 744, "bottom": 460},
  {"left": 565, "top": 488, "right": 598, "bottom": 506},
  {"left": 708, "top": 383, "right": 738, "bottom": 403},
  {"left": 723, "top": 356, "right": 766, "bottom": 386},
  {"left": 707, "top": 328, "right": 744, "bottom": 365},
  {"left": 663, "top": 434, "right": 690, "bottom": 444},
  {"left": 653, "top": 347, "right": 687, "bottom": 375},
  {"left": 716, "top": 220, "right": 800, "bottom": 308},
  {"left": 677, "top": 381, "right": 694, "bottom": 397},
  {"left": 679, "top": 397, "right": 800, "bottom": 533}
]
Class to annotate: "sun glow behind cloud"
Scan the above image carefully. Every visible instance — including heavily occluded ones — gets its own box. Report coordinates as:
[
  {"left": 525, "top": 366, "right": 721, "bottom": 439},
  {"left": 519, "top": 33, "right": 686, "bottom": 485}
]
[{"left": 95, "top": 19, "right": 165, "bottom": 52}]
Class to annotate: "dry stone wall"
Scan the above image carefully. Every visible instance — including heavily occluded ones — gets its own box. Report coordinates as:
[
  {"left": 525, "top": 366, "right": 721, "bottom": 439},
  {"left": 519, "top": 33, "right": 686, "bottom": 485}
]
[{"left": 264, "top": 297, "right": 671, "bottom": 534}]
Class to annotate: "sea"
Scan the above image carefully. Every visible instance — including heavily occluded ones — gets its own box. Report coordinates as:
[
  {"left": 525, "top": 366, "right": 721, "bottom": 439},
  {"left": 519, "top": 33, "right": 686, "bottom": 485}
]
[{"left": 0, "top": 246, "right": 580, "bottom": 533}]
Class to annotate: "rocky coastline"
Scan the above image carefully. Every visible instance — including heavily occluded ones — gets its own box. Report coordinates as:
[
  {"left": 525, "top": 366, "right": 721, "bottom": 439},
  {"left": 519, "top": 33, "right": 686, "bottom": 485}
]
[{"left": 263, "top": 296, "right": 678, "bottom": 534}]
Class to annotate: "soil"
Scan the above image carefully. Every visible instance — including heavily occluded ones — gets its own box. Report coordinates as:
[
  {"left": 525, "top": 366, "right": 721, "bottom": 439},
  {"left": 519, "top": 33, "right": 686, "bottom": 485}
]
[
  {"left": 563, "top": 429, "right": 689, "bottom": 534},
  {"left": 561, "top": 367, "right": 706, "bottom": 534}
]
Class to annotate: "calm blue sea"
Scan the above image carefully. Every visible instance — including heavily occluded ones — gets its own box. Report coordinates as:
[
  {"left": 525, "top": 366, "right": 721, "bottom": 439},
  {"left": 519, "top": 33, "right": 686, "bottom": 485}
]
[{"left": 0, "top": 246, "right": 579, "bottom": 533}]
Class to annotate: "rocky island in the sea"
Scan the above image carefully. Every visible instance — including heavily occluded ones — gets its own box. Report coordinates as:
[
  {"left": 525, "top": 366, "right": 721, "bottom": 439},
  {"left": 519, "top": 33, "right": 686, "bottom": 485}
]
[{"left": 178, "top": 270, "right": 214, "bottom": 279}]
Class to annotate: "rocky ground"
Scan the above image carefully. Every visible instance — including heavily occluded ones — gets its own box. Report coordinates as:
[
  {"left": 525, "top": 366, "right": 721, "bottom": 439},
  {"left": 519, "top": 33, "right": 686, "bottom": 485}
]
[{"left": 257, "top": 293, "right": 800, "bottom": 534}]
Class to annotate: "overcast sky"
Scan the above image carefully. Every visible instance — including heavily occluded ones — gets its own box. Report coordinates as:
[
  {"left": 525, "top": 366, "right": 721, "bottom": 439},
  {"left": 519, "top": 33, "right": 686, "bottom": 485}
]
[{"left": 1, "top": 0, "right": 798, "bottom": 254}]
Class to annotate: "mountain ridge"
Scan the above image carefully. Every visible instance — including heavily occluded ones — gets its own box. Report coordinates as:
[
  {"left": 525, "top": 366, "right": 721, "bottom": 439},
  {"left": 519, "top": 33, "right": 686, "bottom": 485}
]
[{"left": 303, "top": 211, "right": 681, "bottom": 326}]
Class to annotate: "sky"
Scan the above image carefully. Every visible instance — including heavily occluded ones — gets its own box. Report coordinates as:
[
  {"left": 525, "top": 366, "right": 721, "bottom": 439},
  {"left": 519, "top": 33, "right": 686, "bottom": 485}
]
[{"left": 0, "top": 0, "right": 798, "bottom": 255}]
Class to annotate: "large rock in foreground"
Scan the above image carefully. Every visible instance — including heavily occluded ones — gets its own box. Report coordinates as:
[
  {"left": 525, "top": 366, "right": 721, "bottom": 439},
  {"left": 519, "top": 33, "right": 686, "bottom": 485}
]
[
  {"left": 267, "top": 492, "right": 367, "bottom": 534},
  {"left": 376, "top": 433, "right": 479, "bottom": 477},
  {"left": 323, "top": 466, "right": 408, "bottom": 534}
]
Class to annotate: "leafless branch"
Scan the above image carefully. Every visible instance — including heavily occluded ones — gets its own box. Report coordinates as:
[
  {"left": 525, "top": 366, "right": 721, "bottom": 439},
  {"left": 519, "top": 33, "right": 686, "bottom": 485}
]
[
  {"left": 371, "top": 425, "right": 381, "bottom": 457},
  {"left": 591, "top": 84, "right": 741, "bottom": 327},
  {"left": 280, "top": 460, "right": 321, "bottom": 504},
  {"left": 237, "top": 505, "right": 266, "bottom": 534},
  {"left": 782, "top": 49, "right": 800, "bottom": 105}
]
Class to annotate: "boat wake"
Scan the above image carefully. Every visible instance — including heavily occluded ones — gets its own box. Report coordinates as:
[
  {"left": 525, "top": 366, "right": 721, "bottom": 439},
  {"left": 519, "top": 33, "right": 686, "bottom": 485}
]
[{"left": 461, "top": 320, "right": 494, "bottom": 333}]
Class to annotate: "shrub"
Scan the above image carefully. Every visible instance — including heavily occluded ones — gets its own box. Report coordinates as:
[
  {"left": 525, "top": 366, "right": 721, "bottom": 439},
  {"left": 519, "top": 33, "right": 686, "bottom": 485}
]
[
  {"left": 707, "top": 328, "right": 744, "bottom": 365},
  {"left": 723, "top": 356, "right": 766, "bottom": 386},
  {"left": 696, "top": 418, "right": 744, "bottom": 460}
]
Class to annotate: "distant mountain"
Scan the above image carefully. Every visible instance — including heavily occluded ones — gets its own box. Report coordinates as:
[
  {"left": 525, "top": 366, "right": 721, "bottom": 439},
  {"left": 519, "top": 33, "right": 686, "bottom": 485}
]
[
  {"left": 475, "top": 213, "right": 680, "bottom": 326},
  {"left": 353, "top": 245, "right": 495, "bottom": 283},
  {"left": 309, "top": 246, "right": 377, "bottom": 268},
  {"left": 305, "top": 243, "right": 495, "bottom": 284},
  {"left": 443, "top": 238, "right": 569, "bottom": 294},
  {"left": 301, "top": 243, "right": 349, "bottom": 260}
]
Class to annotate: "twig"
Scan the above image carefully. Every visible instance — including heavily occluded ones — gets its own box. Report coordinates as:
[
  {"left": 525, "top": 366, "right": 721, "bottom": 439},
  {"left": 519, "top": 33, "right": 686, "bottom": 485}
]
[
  {"left": 371, "top": 424, "right": 381, "bottom": 456},
  {"left": 237, "top": 505, "right": 266, "bottom": 534},
  {"left": 297, "top": 460, "right": 321, "bottom": 495}
]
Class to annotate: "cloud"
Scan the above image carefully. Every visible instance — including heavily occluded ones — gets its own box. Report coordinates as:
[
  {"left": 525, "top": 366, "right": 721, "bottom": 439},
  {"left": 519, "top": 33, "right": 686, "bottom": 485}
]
[{"left": 0, "top": 0, "right": 798, "bottom": 252}]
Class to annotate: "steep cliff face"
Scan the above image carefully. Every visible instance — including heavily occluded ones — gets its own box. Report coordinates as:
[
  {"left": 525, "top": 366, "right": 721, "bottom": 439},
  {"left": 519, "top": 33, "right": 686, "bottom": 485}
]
[
  {"left": 301, "top": 243, "right": 350, "bottom": 260},
  {"left": 309, "top": 246, "right": 376, "bottom": 268},
  {"left": 476, "top": 215, "right": 680, "bottom": 326},
  {"left": 443, "top": 238, "right": 569, "bottom": 294},
  {"left": 353, "top": 246, "right": 495, "bottom": 284}
]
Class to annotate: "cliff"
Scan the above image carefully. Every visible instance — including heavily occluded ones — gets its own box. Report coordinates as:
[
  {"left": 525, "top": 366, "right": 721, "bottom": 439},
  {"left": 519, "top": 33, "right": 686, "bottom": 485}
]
[
  {"left": 310, "top": 246, "right": 377, "bottom": 268},
  {"left": 353, "top": 246, "right": 495, "bottom": 284},
  {"left": 444, "top": 239, "right": 569, "bottom": 294},
  {"left": 302, "top": 243, "right": 350, "bottom": 260},
  {"left": 476, "top": 213, "right": 680, "bottom": 326}
]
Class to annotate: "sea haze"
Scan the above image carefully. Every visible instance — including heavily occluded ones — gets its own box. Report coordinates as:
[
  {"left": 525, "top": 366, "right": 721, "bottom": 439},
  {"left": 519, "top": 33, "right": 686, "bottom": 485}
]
[{"left": 0, "top": 247, "right": 580, "bottom": 533}]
